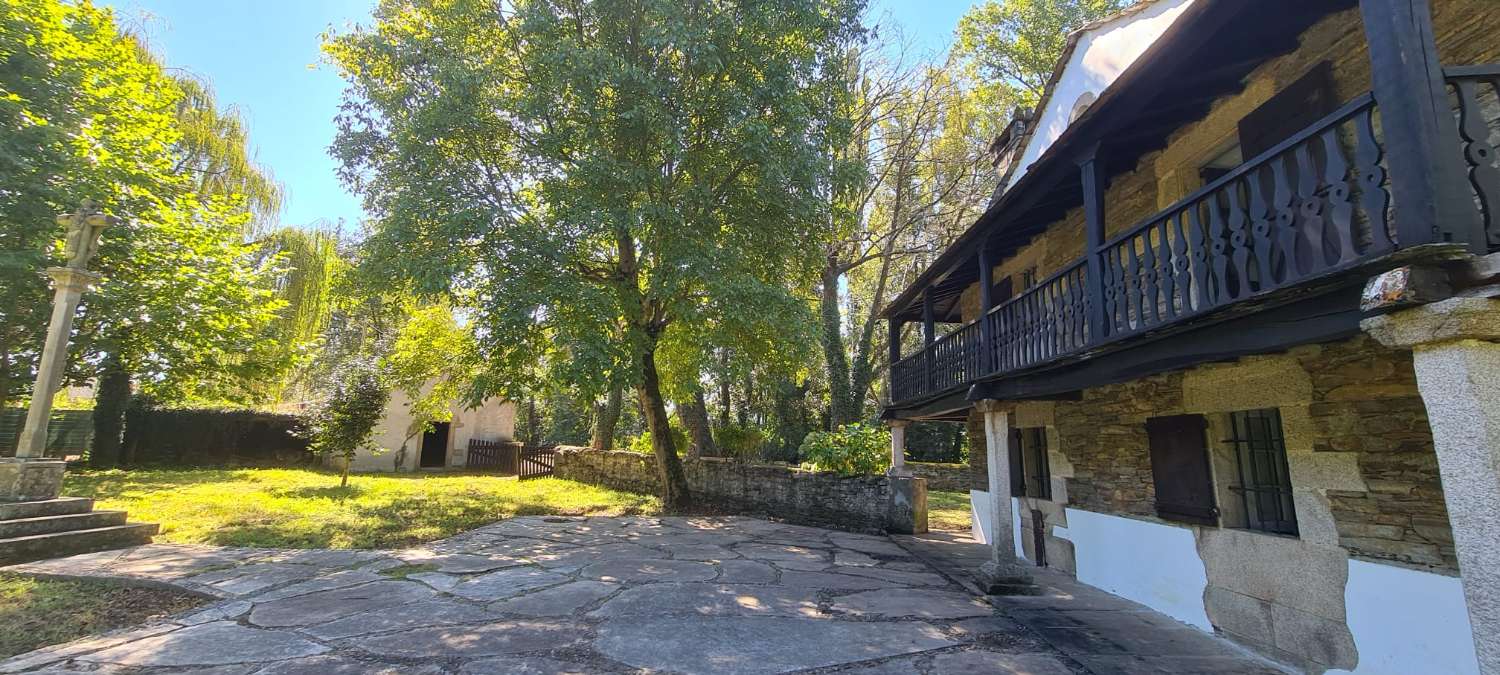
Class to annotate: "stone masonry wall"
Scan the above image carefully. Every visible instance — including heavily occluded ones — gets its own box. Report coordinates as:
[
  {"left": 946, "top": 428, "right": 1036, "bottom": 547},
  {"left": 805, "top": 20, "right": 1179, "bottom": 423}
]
[
  {"left": 906, "top": 461, "right": 969, "bottom": 492},
  {"left": 554, "top": 448, "right": 925, "bottom": 534},
  {"left": 963, "top": 336, "right": 1456, "bottom": 572}
]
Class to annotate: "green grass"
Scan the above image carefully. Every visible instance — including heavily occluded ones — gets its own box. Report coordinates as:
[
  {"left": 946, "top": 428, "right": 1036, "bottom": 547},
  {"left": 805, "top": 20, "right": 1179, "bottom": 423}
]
[
  {"left": 64, "top": 468, "right": 660, "bottom": 549},
  {"left": 0, "top": 574, "right": 203, "bottom": 658},
  {"left": 929, "top": 490, "right": 972, "bottom": 531}
]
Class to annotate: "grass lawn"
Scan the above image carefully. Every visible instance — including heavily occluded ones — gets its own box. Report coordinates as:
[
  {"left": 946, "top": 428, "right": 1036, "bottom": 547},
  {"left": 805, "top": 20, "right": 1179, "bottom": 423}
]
[
  {"left": 0, "top": 574, "right": 203, "bottom": 658},
  {"left": 64, "top": 468, "right": 660, "bottom": 549},
  {"left": 929, "top": 490, "right": 972, "bottom": 531}
]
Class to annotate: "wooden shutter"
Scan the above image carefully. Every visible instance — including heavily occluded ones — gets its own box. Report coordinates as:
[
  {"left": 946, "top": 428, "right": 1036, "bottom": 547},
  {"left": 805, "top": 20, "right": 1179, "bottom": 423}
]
[
  {"left": 1237, "top": 61, "right": 1336, "bottom": 158},
  {"left": 1145, "top": 414, "right": 1218, "bottom": 526},
  {"left": 1008, "top": 428, "right": 1027, "bottom": 497}
]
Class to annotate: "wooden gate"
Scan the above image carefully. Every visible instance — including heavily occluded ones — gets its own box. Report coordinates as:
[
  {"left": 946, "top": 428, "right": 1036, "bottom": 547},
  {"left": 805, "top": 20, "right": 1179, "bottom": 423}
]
[
  {"left": 466, "top": 439, "right": 520, "bottom": 474},
  {"left": 518, "top": 446, "right": 556, "bottom": 480}
]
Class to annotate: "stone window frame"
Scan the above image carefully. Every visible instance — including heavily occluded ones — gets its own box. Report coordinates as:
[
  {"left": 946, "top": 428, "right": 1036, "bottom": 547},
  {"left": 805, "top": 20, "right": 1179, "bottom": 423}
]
[{"left": 1205, "top": 408, "right": 1302, "bottom": 539}]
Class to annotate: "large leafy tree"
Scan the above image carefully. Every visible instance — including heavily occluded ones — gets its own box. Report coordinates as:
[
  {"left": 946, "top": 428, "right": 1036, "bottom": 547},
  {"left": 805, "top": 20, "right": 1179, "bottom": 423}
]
[
  {"left": 0, "top": 0, "right": 285, "bottom": 464},
  {"left": 327, "top": 0, "right": 862, "bottom": 507},
  {"left": 955, "top": 0, "right": 1125, "bottom": 110}
]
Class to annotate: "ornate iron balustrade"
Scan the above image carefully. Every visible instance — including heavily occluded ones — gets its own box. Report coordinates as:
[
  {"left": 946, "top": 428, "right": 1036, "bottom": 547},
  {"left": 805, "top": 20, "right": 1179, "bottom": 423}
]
[{"left": 890, "top": 90, "right": 1399, "bottom": 407}]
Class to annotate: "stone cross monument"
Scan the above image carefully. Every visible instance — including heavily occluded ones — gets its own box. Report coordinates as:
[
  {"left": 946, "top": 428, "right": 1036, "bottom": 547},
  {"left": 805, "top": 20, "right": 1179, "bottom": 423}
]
[{"left": 5, "top": 204, "right": 112, "bottom": 501}]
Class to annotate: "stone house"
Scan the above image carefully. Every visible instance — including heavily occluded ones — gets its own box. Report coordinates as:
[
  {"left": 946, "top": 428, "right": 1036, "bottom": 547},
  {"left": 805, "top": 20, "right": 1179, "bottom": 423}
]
[
  {"left": 347, "top": 387, "right": 516, "bottom": 473},
  {"left": 881, "top": 1, "right": 1500, "bottom": 673}
]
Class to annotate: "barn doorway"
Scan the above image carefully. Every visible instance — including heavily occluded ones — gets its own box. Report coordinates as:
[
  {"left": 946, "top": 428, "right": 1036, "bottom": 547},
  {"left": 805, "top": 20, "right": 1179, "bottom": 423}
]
[{"left": 419, "top": 422, "right": 451, "bottom": 468}]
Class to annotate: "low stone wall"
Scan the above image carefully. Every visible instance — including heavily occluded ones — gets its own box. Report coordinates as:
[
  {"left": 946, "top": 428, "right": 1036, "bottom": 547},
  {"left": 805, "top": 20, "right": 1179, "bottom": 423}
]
[
  {"left": 907, "top": 461, "right": 969, "bottom": 492},
  {"left": 554, "top": 447, "right": 927, "bottom": 534}
]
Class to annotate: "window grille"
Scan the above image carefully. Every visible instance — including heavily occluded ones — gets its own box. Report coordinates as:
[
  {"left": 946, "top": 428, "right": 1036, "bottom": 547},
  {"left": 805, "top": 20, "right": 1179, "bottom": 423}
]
[{"left": 1226, "top": 409, "right": 1298, "bottom": 535}]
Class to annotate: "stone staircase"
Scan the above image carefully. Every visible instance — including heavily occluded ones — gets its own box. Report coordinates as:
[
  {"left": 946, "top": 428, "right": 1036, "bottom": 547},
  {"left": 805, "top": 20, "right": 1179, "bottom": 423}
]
[{"left": 0, "top": 497, "right": 157, "bottom": 565}]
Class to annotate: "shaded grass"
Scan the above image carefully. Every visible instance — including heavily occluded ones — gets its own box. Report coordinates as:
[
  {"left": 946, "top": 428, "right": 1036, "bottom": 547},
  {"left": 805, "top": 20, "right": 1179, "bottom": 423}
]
[
  {"left": 65, "top": 468, "right": 660, "bottom": 550},
  {"left": 0, "top": 574, "right": 203, "bottom": 658},
  {"left": 929, "top": 490, "right": 972, "bottom": 531}
]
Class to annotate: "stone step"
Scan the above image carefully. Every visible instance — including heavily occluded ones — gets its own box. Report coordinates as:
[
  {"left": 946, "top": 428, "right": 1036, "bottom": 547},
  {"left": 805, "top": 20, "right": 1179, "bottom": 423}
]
[
  {"left": 0, "top": 497, "right": 94, "bottom": 521},
  {"left": 0, "top": 510, "right": 128, "bottom": 539},
  {"left": 0, "top": 523, "right": 158, "bottom": 566}
]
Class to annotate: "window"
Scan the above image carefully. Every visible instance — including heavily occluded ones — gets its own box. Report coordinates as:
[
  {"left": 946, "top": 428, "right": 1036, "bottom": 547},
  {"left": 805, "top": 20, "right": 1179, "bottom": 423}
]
[
  {"left": 1236, "top": 61, "right": 1336, "bottom": 158},
  {"left": 1225, "top": 409, "right": 1298, "bottom": 535},
  {"left": 1020, "top": 267, "right": 1038, "bottom": 291},
  {"left": 1008, "top": 427, "right": 1051, "bottom": 500},
  {"left": 1069, "top": 92, "right": 1097, "bottom": 123},
  {"left": 1198, "top": 143, "right": 1243, "bottom": 187},
  {"left": 1145, "top": 414, "right": 1218, "bottom": 525}
]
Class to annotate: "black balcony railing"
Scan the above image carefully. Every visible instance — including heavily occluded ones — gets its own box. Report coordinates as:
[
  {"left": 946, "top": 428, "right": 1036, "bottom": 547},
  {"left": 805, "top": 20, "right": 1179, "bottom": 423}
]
[{"left": 887, "top": 77, "right": 1466, "bottom": 407}]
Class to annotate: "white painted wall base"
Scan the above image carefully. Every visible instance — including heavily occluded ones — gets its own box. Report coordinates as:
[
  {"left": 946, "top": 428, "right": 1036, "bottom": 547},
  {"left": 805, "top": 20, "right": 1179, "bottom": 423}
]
[
  {"left": 1059, "top": 508, "right": 1213, "bottom": 630},
  {"left": 967, "top": 490, "right": 1026, "bottom": 560},
  {"left": 1328, "top": 559, "right": 1479, "bottom": 675}
]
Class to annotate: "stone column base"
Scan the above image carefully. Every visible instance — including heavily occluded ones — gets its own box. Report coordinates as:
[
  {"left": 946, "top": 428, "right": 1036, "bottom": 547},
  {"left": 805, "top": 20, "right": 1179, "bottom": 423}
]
[
  {"left": 979, "top": 560, "right": 1040, "bottom": 596},
  {"left": 0, "top": 459, "right": 66, "bottom": 501},
  {"left": 886, "top": 476, "right": 928, "bottom": 534}
]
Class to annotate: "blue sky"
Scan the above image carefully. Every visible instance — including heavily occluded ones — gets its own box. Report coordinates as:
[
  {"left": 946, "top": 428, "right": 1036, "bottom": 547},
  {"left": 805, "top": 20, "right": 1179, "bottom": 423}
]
[{"left": 103, "top": 1, "right": 974, "bottom": 229}]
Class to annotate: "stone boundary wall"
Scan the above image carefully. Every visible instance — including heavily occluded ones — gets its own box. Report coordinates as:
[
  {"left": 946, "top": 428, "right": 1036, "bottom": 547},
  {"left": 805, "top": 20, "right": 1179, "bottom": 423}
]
[
  {"left": 906, "top": 461, "right": 969, "bottom": 492},
  {"left": 554, "top": 447, "right": 926, "bottom": 534}
]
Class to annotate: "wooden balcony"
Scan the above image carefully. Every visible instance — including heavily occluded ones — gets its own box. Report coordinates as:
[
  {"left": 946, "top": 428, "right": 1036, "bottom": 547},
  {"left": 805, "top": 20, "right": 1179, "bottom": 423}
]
[{"left": 889, "top": 66, "right": 1500, "bottom": 409}]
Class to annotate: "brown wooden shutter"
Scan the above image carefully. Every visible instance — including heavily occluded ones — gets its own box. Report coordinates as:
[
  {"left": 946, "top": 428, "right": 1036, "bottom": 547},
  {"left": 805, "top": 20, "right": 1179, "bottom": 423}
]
[
  {"left": 1145, "top": 414, "right": 1218, "bottom": 526},
  {"left": 1009, "top": 428, "right": 1027, "bottom": 497},
  {"left": 1237, "top": 61, "right": 1336, "bottom": 158}
]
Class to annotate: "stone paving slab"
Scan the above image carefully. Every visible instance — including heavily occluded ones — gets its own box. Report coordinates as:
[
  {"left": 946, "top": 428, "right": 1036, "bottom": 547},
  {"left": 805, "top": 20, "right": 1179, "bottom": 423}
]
[{"left": 0, "top": 516, "right": 1286, "bottom": 674}]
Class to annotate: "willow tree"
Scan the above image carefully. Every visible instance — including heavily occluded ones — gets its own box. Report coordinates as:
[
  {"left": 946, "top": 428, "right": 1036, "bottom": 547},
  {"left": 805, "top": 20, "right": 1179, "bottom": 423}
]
[{"left": 327, "top": 0, "right": 861, "bottom": 507}]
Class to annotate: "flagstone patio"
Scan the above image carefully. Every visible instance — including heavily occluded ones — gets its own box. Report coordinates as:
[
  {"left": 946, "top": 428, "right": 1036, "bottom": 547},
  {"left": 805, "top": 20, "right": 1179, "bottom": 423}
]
[{"left": 0, "top": 516, "right": 1281, "bottom": 674}]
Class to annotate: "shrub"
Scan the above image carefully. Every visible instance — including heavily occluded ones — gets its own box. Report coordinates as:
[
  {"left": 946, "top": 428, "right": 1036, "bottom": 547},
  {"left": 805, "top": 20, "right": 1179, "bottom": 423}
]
[
  {"left": 625, "top": 426, "right": 689, "bottom": 457},
  {"left": 713, "top": 423, "right": 768, "bottom": 460},
  {"left": 798, "top": 424, "right": 891, "bottom": 476}
]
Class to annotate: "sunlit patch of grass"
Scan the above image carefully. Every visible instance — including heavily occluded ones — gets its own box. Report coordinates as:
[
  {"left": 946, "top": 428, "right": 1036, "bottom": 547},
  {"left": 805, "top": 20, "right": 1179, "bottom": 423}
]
[
  {"left": 0, "top": 574, "right": 203, "bottom": 658},
  {"left": 64, "top": 468, "right": 660, "bottom": 550},
  {"left": 929, "top": 490, "right": 972, "bottom": 531}
]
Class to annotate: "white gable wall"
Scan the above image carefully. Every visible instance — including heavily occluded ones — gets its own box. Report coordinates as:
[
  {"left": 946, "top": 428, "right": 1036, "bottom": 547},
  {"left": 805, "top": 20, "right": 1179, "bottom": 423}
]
[{"left": 1004, "top": 0, "right": 1196, "bottom": 193}]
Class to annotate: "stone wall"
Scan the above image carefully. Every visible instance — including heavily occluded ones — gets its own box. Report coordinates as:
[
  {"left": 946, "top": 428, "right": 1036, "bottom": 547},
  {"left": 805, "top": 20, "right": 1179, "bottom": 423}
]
[
  {"left": 906, "top": 461, "right": 969, "bottom": 492},
  {"left": 555, "top": 448, "right": 927, "bottom": 534},
  {"left": 961, "top": 336, "right": 1453, "bottom": 670}
]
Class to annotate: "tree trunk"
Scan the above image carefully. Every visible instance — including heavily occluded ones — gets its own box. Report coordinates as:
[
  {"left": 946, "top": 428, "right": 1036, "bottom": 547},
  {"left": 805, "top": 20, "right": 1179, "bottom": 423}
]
[
  {"left": 820, "top": 262, "right": 857, "bottom": 428},
  {"left": 679, "top": 389, "right": 715, "bottom": 459},
  {"left": 0, "top": 343, "right": 12, "bottom": 410},
  {"left": 639, "top": 344, "right": 689, "bottom": 509},
  {"left": 591, "top": 384, "right": 622, "bottom": 451},
  {"left": 90, "top": 359, "right": 129, "bottom": 469},
  {"left": 717, "top": 349, "right": 731, "bottom": 427},
  {"left": 341, "top": 456, "right": 350, "bottom": 487}
]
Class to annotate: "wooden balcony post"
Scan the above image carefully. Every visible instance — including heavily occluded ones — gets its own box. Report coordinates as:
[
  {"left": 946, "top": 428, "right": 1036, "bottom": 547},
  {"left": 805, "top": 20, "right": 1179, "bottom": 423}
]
[
  {"left": 1078, "top": 144, "right": 1109, "bottom": 342},
  {"left": 888, "top": 318, "right": 903, "bottom": 365},
  {"left": 1360, "top": 0, "right": 1484, "bottom": 252},
  {"left": 922, "top": 289, "right": 936, "bottom": 394},
  {"left": 978, "top": 241, "right": 995, "bottom": 373}
]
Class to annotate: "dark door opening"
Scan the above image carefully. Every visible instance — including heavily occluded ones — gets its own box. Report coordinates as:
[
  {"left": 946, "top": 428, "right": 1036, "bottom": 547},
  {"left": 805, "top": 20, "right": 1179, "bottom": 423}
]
[{"left": 420, "top": 422, "right": 450, "bottom": 468}]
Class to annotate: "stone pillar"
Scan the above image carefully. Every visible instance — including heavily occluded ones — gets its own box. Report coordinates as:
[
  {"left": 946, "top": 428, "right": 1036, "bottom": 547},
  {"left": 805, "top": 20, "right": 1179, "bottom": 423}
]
[
  {"left": 15, "top": 267, "right": 97, "bottom": 460},
  {"left": 1363, "top": 297, "right": 1500, "bottom": 673},
  {"left": 977, "top": 400, "right": 1032, "bottom": 594},
  {"left": 887, "top": 420, "right": 910, "bottom": 477}
]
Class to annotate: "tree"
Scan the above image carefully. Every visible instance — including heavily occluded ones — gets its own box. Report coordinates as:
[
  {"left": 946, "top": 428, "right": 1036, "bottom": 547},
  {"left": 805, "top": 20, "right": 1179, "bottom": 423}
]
[
  {"left": 309, "top": 361, "right": 389, "bottom": 487},
  {"left": 820, "top": 50, "right": 998, "bottom": 427},
  {"left": 0, "top": 2, "right": 285, "bottom": 468},
  {"left": 326, "top": 0, "right": 864, "bottom": 508},
  {"left": 954, "top": 0, "right": 1126, "bottom": 110}
]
